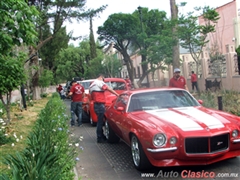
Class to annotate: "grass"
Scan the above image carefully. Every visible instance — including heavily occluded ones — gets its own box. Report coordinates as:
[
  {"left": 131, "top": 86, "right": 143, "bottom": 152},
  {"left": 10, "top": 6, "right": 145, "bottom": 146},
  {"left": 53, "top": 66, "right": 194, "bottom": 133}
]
[{"left": 0, "top": 96, "right": 50, "bottom": 174}]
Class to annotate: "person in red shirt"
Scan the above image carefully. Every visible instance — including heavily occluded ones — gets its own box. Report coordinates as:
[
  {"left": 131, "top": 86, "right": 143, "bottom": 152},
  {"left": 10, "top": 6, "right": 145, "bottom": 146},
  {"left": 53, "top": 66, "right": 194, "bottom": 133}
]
[
  {"left": 191, "top": 71, "right": 199, "bottom": 92},
  {"left": 89, "top": 74, "right": 118, "bottom": 143},
  {"left": 125, "top": 75, "right": 132, "bottom": 89},
  {"left": 169, "top": 68, "right": 189, "bottom": 91},
  {"left": 57, "top": 84, "right": 63, "bottom": 97},
  {"left": 68, "top": 80, "right": 85, "bottom": 127}
]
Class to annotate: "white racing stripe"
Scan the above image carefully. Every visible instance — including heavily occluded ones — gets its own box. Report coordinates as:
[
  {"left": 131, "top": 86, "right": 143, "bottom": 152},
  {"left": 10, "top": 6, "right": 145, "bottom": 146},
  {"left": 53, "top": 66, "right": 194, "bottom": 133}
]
[
  {"left": 176, "top": 107, "right": 225, "bottom": 129},
  {"left": 147, "top": 109, "right": 204, "bottom": 131},
  {"left": 147, "top": 107, "right": 224, "bottom": 131}
]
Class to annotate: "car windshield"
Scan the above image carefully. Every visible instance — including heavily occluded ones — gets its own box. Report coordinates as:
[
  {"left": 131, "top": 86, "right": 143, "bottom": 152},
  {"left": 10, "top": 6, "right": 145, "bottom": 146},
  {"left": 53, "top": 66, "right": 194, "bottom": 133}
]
[
  {"left": 128, "top": 90, "right": 200, "bottom": 112},
  {"left": 105, "top": 81, "right": 126, "bottom": 90},
  {"left": 80, "top": 81, "right": 93, "bottom": 90}
]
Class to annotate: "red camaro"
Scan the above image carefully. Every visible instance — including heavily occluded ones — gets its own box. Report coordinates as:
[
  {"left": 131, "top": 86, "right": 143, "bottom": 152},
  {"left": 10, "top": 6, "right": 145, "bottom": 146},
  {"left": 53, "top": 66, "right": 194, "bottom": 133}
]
[
  {"left": 104, "top": 88, "right": 240, "bottom": 170},
  {"left": 82, "top": 78, "right": 130, "bottom": 126}
]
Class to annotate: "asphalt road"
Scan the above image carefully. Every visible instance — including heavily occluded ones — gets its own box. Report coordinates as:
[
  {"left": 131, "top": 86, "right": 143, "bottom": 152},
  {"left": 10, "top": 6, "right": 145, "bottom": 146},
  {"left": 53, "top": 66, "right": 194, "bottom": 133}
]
[{"left": 64, "top": 99, "right": 240, "bottom": 180}]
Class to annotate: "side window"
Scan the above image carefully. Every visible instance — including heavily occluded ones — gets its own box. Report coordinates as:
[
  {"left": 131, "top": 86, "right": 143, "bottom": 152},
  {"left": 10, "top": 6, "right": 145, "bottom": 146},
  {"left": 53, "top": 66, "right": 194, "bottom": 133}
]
[{"left": 114, "top": 94, "right": 129, "bottom": 109}]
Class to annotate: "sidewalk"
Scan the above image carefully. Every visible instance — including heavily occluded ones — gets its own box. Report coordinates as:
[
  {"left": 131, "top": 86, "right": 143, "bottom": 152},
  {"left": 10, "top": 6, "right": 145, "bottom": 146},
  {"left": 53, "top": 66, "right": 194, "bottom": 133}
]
[{"left": 70, "top": 124, "right": 120, "bottom": 180}]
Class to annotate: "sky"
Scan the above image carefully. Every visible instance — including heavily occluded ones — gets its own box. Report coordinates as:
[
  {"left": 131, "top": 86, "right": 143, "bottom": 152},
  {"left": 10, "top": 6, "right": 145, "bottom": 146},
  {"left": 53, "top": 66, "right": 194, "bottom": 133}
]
[{"left": 66, "top": 0, "right": 233, "bottom": 46}]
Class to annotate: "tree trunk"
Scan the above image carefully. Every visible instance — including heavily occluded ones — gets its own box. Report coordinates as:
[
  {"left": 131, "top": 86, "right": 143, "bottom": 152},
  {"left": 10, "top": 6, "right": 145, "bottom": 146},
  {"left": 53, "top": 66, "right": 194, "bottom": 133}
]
[{"left": 170, "top": 0, "right": 180, "bottom": 69}]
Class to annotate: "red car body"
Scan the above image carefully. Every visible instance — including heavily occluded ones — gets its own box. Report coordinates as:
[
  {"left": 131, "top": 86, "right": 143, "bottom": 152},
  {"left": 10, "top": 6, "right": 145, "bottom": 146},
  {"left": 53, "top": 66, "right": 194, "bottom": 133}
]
[
  {"left": 83, "top": 78, "right": 130, "bottom": 125},
  {"left": 104, "top": 88, "right": 240, "bottom": 170}
]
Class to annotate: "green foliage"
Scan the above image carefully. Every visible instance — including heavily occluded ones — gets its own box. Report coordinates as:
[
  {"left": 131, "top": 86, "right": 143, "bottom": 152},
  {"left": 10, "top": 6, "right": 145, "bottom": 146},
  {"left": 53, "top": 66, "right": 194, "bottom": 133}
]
[
  {"left": 103, "top": 54, "right": 122, "bottom": 77},
  {"left": 39, "top": 69, "right": 54, "bottom": 88},
  {"left": 0, "top": 94, "right": 76, "bottom": 180},
  {"left": 0, "top": 0, "right": 39, "bottom": 54},
  {"left": 178, "top": 6, "right": 220, "bottom": 62},
  {"left": 0, "top": 55, "right": 26, "bottom": 94},
  {"left": 98, "top": 9, "right": 176, "bottom": 84},
  {"left": 194, "top": 90, "right": 240, "bottom": 116},
  {"left": 0, "top": 0, "right": 39, "bottom": 123},
  {"left": 56, "top": 40, "right": 105, "bottom": 80}
]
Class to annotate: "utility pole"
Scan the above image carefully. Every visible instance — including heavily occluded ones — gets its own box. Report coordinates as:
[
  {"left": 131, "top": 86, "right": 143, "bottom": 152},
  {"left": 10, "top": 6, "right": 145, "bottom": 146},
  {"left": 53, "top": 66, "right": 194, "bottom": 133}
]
[{"left": 170, "top": 0, "right": 180, "bottom": 69}]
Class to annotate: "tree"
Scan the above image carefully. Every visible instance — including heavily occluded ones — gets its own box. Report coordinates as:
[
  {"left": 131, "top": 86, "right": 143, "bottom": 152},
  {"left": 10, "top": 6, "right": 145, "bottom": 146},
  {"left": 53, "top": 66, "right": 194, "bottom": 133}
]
[
  {"left": 0, "top": 0, "right": 39, "bottom": 124},
  {"left": 97, "top": 13, "right": 139, "bottom": 85},
  {"left": 55, "top": 44, "right": 87, "bottom": 81},
  {"left": 27, "top": 0, "right": 107, "bottom": 99},
  {"left": 132, "top": 8, "right": 175, "bottom": 87},
  {"left": 178, "top": 6, "right": 220, "bottom": 82},
  {"left": 170, "top": 0, "right": 180, "bottom": 69},
  {"left": 103, "top": 54, "right": 122, "bottom": 77},
  {"left": 55, "top": 40, "right": 105, "bottom": 80}
]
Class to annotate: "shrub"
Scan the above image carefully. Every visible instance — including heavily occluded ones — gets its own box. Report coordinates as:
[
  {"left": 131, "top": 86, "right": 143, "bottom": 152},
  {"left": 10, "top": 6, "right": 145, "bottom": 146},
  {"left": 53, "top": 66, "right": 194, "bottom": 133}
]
[
  {"left": 0, "top": 94, "right": 76, "bottom": 180},
  {"left": 194, "top": 90, "right": 240, "bottom": 116}
]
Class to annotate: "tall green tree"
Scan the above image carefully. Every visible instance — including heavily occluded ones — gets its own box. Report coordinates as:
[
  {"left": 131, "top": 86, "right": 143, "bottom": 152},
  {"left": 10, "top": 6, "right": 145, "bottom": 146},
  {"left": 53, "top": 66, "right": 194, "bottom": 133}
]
[
  {"left": 27, "top": 0, "right": 106, "bottom": 99},
  {"left": 97, "top": 13, "right": 140, "bottom": 86},
  {"left": 55, "top": 40, "right": 105, "bottom": 80},
  {"left": 178, "top": 6, "right": 220, "bottom": 80},
  {"left": 55, "top": 44, "right": 87, "bottom": 81},
  {"left": 0, "top": 0, "right": 39, "bottom": 124},
  {"left": 132, "top": 8, "right": 175, "bottom": 87}
]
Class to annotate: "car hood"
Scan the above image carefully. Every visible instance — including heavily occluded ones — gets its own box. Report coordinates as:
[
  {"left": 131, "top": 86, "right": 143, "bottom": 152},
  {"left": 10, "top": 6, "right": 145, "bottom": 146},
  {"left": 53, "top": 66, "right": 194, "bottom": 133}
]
[{"left": 131, "top": 106, "right": 239, "bottom": 132}]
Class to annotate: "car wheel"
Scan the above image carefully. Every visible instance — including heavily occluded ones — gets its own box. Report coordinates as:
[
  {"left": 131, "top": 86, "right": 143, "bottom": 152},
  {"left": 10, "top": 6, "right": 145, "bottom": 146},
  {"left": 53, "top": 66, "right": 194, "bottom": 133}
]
[
  {"left": 131, "top": 134, "right": 152, "bottom": 170},
  {"left": 105, "top": 120, "right": 120, "bottom": 143},
  {"left": 90, "top": 115, "right": 96, "bottom": 126}
]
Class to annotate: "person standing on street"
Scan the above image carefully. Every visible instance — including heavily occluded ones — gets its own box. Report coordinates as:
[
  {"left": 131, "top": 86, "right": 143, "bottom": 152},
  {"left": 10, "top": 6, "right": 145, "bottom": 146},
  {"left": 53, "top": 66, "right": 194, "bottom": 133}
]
[
  {"left": 57, "top": 84, "right": 63, "bottom": 97},
  {"left": 68, "top": 80, "right": 85, "bottom": 127},
  {"left": 125, "top": 75, "right": 132, "bottom": 89},
  {"left": 169, "top": 68, "right": 189, "bottom": 91},
  {"left": 89, "top": 74, "right": 119, "bottom": 143},
  {"left": 191, "top": 71, "right": 198, "bottom": 92}
]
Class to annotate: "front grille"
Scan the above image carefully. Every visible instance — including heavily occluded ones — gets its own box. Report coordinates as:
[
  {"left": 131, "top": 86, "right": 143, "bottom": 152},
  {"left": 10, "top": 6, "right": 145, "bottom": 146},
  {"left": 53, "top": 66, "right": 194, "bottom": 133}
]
[{"left": 185, "top": 133, "right": 229, "bottom": 154}]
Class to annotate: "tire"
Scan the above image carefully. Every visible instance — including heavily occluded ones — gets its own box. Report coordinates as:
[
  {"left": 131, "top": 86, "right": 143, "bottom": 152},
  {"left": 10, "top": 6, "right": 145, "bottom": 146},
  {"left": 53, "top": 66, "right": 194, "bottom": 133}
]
[
  {"left": 90, "top": 115, "right": 97, "bottom": 126},
  {"left": 105, "top": 120, "right": 120, "bottom": 143},
  {"left": 131, "top": 134, "right": 152, "bottom": 170}
]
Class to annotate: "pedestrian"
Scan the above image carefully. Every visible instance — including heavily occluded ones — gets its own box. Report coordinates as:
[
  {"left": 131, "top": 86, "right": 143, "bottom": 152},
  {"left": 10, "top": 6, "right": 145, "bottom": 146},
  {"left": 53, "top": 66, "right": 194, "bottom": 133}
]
[
  {"left": 89, "top": 74, "right": 119, "bottom": 143},
  {"left": 169, "top": 68, "right": 189, "bottom": 91},
  {"left": 60, "top": 88, "right": 66, "bottom": 100},
  {"left": 125, "top": 75, "right": 132, "bottom": 89},
  {"left": 68, "top": 80, "right": 85, "bottom": 127},
  {"left": 57, "top": 84, "right": 63, "bottom": 97},
  {"left": 191, "top": 71, "right": 198, "bottom": 92}
]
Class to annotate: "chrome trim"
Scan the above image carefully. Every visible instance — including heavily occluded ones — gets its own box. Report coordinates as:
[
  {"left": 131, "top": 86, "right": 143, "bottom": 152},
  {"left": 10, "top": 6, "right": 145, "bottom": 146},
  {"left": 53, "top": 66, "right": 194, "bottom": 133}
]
[
  {"left": 233, "top": 139, "right": 240, "bottom": 143},
  {"left": 147, "top": 147, "right": 177, "bottom": 153}
]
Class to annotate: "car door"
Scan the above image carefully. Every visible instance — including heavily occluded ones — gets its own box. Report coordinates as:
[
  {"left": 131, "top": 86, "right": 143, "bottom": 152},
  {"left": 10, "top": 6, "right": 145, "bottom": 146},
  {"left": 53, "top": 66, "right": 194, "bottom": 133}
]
[{"left": 108, "top": 94, "right": 129, "bottom": 139}]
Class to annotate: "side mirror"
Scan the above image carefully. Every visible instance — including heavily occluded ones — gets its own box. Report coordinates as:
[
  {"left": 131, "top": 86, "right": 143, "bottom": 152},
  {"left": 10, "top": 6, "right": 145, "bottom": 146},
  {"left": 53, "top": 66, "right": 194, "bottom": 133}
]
[
  {"left": 198, "top": 100, "right": 203, "bottom": 105},
  {"left": 117, "top": 107, "right": 124, "bottom": 111}
]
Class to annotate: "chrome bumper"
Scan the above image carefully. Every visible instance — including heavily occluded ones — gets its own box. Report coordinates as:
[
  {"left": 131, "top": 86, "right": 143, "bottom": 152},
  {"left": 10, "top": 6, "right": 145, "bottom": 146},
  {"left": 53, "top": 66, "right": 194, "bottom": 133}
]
[{"left": 147, "top": 147, "right": 177, "bottom": 153}]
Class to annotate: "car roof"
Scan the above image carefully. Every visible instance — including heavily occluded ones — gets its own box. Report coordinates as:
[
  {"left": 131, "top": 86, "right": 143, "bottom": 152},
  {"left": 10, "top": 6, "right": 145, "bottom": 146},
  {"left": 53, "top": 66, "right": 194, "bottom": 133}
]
[
  {"left": 104, "top": 78, "right": 126, "bottom": 82},
  {"left": 80, "top": 79, "right": 95, "bottom": 82}
]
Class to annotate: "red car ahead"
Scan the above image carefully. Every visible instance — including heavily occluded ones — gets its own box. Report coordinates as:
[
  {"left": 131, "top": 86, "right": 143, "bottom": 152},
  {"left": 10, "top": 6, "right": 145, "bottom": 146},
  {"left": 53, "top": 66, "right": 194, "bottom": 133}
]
[
  {"left": 104, "top": 88, "right": 240, "bottom": 170},
  {"left": 82, "top": 78, "right": 130, "bottom": 125}
]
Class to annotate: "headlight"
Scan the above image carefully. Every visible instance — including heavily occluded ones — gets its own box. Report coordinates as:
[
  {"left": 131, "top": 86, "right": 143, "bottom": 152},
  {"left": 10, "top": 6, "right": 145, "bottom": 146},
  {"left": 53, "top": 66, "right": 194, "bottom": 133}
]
[
  {"left": 153, "top": 133, "right": 166, "bottom": 147},
  {"left": 169, "top": 137, "right": 177, "bottom": 145},
  {"left": 232, "top": 130, "right": 239, "bottom": 137}
]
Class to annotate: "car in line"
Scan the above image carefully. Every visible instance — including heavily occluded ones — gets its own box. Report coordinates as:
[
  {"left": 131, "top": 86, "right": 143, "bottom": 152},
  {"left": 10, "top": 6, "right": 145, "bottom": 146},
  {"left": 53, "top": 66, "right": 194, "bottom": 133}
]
[
  {"left": 103, "top": 88, "right": 240, "bottom": 170},
  {"left": 82, "top": 78, "right": 130, "bottom": 126}
]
